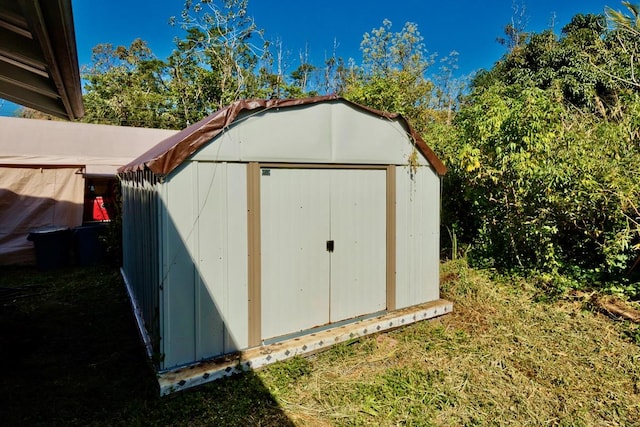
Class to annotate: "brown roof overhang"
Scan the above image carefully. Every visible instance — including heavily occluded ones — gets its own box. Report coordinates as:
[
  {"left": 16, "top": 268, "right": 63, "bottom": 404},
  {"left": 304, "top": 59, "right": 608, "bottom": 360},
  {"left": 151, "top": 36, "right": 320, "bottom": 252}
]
[
  {"left": 119, "top": 95, "right": 447, "bottom": 177},
  {"left": 0, "top": 0, "right": 84, "bottom": 120}
]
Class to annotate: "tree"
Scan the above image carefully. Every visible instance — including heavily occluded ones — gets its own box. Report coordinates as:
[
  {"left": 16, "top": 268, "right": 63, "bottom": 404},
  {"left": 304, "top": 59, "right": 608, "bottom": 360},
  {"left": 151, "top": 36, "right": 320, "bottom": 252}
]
[
  {"left": 166, "top": 29, "right": 224, "bottom": 126},
  {"left": 476, "top": 13, "right": 619, "bottom": 116},
  {"left": 444, "top": 9, "right": 640, "bottom": 293},
  {"left": 82, "top": 1, "right": 293, "bottom": 127},
  {"left": 343, "top": 20, "right": 435, "bottom": 131},
  {"left": 496, "top": 1, "right": 530, "bottom": 52},
  {"left": 170, "top": 0, "right": 267, "bottom": 108},
  {"left": 15, "top": 107, "right": 62, "bottom": 120},
  {"left": 82, "top": 39, "right": 178, "bottom": 128},
  {"left": 290, "top": 45, "right": 316, "bottom": 95},
  {"left": 603, "top": 2, "right": 640, "bottom": 89},
  {"left": 255, "top": 37, "right": 315, "bottom": 99}
]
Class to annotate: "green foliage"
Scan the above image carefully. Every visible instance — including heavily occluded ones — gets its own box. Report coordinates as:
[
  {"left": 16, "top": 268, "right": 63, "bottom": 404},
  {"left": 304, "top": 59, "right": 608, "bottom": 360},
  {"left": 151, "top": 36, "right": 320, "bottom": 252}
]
[
  {"left": 82, "top": 39, "right": 180, "bottom": 128},
  {"left": 82, "top": 0, "right": 321, "bottom": 128},
  {"left": 343, "top": 19, "right": 465, "bottom": 140},
  {"left": 344, "top": 20, "right": 434, "bottom": 115},
  {"left": 79, "top": 1, "right": 640, "bottom": 296},
  {"left": 440, "top": 10, "right": 640, "bottom": 296}
]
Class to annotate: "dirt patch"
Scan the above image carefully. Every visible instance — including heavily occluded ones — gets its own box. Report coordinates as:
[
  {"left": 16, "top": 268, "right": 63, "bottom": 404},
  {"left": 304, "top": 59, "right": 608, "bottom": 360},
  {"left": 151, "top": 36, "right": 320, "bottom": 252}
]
[{"left": 593, "top": 295, "right": 640, "bottom": 323}]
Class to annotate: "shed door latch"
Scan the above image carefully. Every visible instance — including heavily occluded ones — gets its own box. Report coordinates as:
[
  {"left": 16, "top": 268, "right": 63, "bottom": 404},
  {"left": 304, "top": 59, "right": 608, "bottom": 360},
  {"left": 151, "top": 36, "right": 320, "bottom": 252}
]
[{"left": 326, "top": 240, "right": 334, "bottom": 252}]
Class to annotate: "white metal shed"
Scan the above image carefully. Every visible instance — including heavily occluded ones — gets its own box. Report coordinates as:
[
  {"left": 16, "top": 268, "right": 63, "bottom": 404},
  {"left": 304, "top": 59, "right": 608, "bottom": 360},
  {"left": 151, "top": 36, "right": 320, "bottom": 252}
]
[{"left": 118, "top": 96, "right": 452, "bottom": 394}]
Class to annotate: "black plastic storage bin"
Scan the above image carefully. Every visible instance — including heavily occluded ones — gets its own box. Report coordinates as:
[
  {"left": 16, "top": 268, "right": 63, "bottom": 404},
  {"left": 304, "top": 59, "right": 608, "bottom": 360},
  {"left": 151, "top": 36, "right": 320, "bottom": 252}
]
[
  {"left": 27, "top": 226, "right": 72, "bottom": 270},
  {"left": 73, "top": 223, "right": 107, "bottom": 266}
]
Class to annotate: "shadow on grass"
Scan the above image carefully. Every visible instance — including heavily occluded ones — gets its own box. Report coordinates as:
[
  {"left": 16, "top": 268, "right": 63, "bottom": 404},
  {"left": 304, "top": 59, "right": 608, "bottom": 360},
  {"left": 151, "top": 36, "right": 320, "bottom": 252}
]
[{"left": 0, "top": 265, "right": 294, "bottom": 426}]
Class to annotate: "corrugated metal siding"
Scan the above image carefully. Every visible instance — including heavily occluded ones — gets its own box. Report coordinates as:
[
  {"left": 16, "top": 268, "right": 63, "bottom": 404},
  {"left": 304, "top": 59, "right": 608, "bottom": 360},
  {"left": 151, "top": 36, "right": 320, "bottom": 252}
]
[
  {"left": 159, "top": 161, "right": 248, "bottom": 370},
  {"left": 121, "top": 170, "right": 161, "bottom": 356},
  {"left": 395, "top": 166, "right": 441, "bottom": 309}
]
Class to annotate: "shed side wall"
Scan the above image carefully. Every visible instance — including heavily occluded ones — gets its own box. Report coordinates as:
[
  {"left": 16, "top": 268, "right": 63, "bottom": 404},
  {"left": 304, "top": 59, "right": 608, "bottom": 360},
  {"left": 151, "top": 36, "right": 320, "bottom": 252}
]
[
  {"left": 195, "top": 161, "right": 249, "bottom": 355},
  {"left": 121, "top": 172, "right": 161, "bottom": 355},
  {"left": 395, "top": 165, "right": 441, "bottom": 308},
  {"left": 161, "top": 162, "right": 196, "bottom": 369},
  {"left": 160, "top": 161, "right": 248, "bottom": 370}
]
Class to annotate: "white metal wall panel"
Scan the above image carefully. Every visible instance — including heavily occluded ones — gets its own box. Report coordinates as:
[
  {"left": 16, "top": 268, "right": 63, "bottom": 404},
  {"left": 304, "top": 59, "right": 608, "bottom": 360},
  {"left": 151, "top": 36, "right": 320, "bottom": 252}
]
[
  {"left": 193, "top": 104, "right": 333, "bottom": 163},
  {"left": 194, "top": 162, "right": 249, "bottom": 357},
  {"left": 395, "top": 166, "right": 440, "bottom": 309},
  {"left": 195, "top": 161, "right": 227, "bottom": 359},
  {"left": 330, "top": 103, "right": 427, "bottom": 165},
  {"left": 161, "top": 163, "right": 197, "bottom": 369},
  {"left": 329, "top": 169, "right": 387, "bottom": 321},
  {"left": 260, "top": 168, "right": 388, "bottom": 340},
  {"left": 188, "top": 130, "right": 241, "bottom": 162},
  {"left": 238, "top": 106, "right": 333, "bottom": 162},
  {"left": 260, "top": 168, "right": 331, "bottom": 339},
  {"left": 190, "top": 102, "right": 428, "bottom": 166},
  {"left": 223, "top": 163, "right": 249, "bottom": 350},
  {"left": 160, "top": 161, "right": 249, "bottom": 369}
]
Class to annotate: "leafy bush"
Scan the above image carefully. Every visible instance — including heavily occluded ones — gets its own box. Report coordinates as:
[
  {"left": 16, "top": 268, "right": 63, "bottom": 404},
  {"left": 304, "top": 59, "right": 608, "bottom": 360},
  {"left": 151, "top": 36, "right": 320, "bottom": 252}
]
[{"left": 432, "top": 14, "right": 640, "bottom": 296}]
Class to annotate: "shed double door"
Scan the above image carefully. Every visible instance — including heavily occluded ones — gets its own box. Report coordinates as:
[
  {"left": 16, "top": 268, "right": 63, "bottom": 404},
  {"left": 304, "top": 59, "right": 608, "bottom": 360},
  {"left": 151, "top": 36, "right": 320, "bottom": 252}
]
[{"left": 260, "top": 168, "right": 387, "bottom": 340}]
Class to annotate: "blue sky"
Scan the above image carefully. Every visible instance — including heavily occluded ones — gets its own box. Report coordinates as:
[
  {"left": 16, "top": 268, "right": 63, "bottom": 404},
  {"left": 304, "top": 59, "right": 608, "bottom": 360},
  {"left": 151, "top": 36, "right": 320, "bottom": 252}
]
[{"left": 0, "top": 0, "right": 624, "bottom": 116}]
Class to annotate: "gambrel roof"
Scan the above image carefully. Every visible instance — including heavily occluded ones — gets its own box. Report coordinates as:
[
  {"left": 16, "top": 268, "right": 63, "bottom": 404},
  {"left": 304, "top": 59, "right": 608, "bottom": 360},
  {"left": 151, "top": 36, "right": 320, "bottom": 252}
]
[{"left": 120, "top": 95, "right": 446, "bottom": 176}]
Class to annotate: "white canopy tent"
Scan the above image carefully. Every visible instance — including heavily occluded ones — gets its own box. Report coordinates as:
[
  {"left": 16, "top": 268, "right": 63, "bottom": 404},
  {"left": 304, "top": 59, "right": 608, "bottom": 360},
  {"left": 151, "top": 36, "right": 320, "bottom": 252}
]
[{"left": 0, "top": 117, "right": 176, "bottom": 264}]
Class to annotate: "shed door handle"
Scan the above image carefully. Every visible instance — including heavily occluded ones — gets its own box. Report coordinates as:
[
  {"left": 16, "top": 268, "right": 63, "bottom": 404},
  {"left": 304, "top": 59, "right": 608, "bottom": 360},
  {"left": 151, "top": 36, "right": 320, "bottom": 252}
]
[{"left": 326, "top": 240, "right": 334, "bottom": 252}]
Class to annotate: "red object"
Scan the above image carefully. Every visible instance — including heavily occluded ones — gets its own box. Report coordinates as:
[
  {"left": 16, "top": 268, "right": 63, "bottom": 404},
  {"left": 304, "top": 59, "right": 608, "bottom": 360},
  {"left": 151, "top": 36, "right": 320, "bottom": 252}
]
[{"left": 92, "top": 196, "right": 110, "bottom": 221}]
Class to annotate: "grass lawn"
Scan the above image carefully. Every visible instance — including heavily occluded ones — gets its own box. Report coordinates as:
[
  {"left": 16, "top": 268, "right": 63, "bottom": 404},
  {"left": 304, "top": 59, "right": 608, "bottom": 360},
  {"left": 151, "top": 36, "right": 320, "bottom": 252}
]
[{"left": 1, "top": 260, "right": 639, "bottom": 426}]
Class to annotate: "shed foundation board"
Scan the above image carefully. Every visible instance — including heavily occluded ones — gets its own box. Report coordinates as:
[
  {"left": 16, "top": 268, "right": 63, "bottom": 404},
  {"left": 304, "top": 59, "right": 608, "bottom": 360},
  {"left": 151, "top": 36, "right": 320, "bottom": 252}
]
[{"left": 157, "top": 298, "right": 453, "bottom": 395}]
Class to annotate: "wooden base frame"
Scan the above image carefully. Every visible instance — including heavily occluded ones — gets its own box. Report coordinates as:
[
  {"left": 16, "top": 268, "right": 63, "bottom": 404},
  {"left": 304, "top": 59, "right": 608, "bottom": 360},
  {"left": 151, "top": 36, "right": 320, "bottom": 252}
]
[{"left": 158, "top": 298, "right": 453, "bottom": 395}]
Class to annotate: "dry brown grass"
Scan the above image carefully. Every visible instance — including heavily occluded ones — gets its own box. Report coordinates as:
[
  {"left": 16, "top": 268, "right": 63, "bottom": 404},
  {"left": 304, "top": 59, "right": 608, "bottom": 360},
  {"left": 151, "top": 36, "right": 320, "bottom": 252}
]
[
  {"left": 2, "top": 262, "right": 638, "bottom": 425},
  {"left": 259, "top": 260, "right": 640, "bottom": 426}
]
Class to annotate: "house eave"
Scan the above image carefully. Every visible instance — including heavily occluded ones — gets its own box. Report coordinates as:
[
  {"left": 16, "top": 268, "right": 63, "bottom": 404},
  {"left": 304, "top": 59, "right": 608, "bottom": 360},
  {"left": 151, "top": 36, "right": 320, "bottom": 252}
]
[{"left": 0, "top": 0, "right": 84, "bottom": 120}]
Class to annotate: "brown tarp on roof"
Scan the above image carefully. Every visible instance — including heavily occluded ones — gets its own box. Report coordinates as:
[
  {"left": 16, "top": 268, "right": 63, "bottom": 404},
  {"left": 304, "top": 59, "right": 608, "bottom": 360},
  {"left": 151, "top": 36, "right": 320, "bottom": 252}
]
[{"left": 119, "top": 95, "right": 447, "bottom": 177}]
